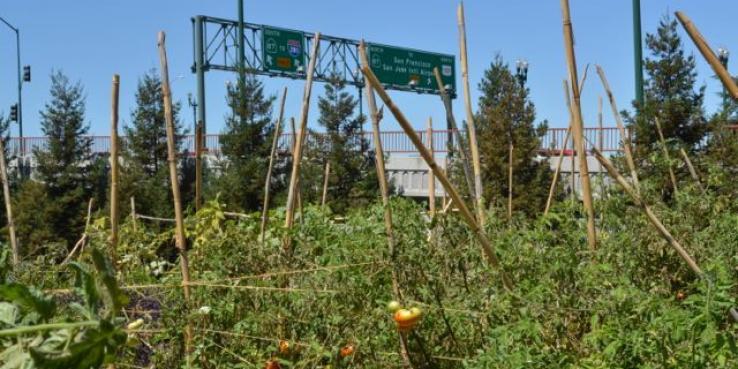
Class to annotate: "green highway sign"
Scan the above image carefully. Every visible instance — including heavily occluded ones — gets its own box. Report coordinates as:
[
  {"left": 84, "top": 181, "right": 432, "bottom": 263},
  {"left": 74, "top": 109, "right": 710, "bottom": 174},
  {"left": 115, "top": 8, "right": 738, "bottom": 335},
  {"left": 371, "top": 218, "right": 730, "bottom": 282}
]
[
  {"left": 367, "top": 43, "right": 456, "bottom": 95},
  {"left": 262, "top": 26, "right": 305, "bottom": 73}
]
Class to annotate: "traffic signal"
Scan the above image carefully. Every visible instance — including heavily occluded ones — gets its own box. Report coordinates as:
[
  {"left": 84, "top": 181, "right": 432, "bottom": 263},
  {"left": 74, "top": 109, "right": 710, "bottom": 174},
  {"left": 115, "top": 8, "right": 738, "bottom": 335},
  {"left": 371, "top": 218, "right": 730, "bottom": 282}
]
[
  {"left": 9, "top": 104, "right": 17, "bottom": 122},
  {"left": 22, "top": 65, "right": 30, "bottom": 82}
]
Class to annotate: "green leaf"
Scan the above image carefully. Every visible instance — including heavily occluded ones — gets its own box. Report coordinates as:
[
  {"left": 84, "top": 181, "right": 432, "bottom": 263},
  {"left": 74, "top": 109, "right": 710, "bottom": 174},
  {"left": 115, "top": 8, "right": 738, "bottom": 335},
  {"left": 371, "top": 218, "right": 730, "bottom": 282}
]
[
  {"left": 0, "top": 283, "right": 55, "bottom": 321},
  {"left": 90, "top": 249, "right": 127, "bottom": 314},
  {"left": 68, "top": 263, "right": 99, "bottom": 317}
]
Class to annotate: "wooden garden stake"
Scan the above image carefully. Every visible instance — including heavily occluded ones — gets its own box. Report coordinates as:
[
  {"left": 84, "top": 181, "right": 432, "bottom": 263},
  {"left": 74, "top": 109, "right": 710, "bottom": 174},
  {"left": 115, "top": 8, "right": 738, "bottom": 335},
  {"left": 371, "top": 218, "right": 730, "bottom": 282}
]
[
  {"left": 130, "top": 197, "right": 137, "bottom": 232},
  {"left": 109, "top": 74, "right": 120, "bottom": 263},
  {"left": 507, "top": 143, "right": 513, "bottom": 221},
  {"left": 654, "top": 117, "right": 678, "bottom": 194},
  {"left": 0, "top": 108, "right": 18, "bottom": 266},
  {"left": 427, "top": 117, "right": 436, "bottom": 216},
  {"left": 457, "top": 2, "right": 485, "bottom": 225},
  {"left": 679, "top": 148, "right": 704, "bottom": 192},
  {"left": 592, "top": 148, "right": 702, "bottom": 275},
  {"left": 544, "top": 126, "right": 571, "bottom": 215},
  {"left": 597, "top": 95, "right": 604, "bottom": 195},
  {"left": 560, "top": 0, "right": 597, "bottom": 250},
  {"left": 260, "top": 87, "right": 287, "bottom": 242},
  {"left": 359, "top": 41, "right": 413, "bottom": 369},
  {"left": 596, "top": 65, "right": 640, "bottom": 189},
  {"left": 433, "top": 67, "right": 476, "bottom": 202},
  {"left": 195, "top": 121, "right": 203, "bottom": 211},
  {"left": 157, "top": 31, "right": 194, "bottom": 358},
  {"left": 361, "top": 65, "right": 513, "bottom": 290},
  {"left": 675, "top": 11, "right": 738, "bottom": 101},
  {"left": 284, "top": 32, "right": 320, "bottom": 251},
  {"left": 320, "top": 161, "right": 330, "bottom": 209},
  {"left": 563, "top": 79, "right": 576, "bottom": 198}
]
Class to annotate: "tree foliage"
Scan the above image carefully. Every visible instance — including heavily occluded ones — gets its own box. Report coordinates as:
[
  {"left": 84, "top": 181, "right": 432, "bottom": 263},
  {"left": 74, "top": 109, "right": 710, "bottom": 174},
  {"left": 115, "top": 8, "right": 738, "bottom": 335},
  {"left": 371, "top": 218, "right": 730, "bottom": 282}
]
[{"left": 475, "top": 55, "right": 551, "bottom": 217}]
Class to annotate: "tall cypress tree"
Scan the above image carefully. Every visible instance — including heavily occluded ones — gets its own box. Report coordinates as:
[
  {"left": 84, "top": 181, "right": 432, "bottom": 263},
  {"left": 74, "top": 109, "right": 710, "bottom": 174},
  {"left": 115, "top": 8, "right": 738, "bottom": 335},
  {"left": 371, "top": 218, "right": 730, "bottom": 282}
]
[
  {"left": 475, "top": 56, "right": 551, "bottom": 218},
  {"left": 121, "top": 70, "right": 187, "bottom": 218},
  {"left": 32, "top": 71, "right": 94, "bottom": 248},
  {"left": 215, "top": 75, "right": 278, "bottom": 211},
  {"left": 316, "top": 74, "right": 376, "bottom": 213},
  {"left": 626, "top": 15, "right": 706, "bottom": 157}
]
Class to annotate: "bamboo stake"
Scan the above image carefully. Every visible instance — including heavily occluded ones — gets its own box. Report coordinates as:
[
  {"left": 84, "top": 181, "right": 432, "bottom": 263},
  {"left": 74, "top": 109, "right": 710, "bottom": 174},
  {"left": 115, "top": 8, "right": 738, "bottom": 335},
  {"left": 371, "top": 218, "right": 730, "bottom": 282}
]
[
  {"left": 109, "top": 75, "right": 120, "bottom": 265},
  {"left": 457, "top": 2, "right": 485, "bottom": 225},
  {"left": 591, "top": 148, "right": 702, "bottom": 275},
  {"left": 597, "top": 95, "right": 604, "bottom": 196},
  {"left": 433, "top": 67, "right": 476, "bottom": 203},
  {"left": 560, "top": 0, "right": 597, "bottom": 250},
  {"left": 427, "top": 117, "right": 436, "bottom": 216},
  {"left": 284, "top": 33, "right": 320, "bottom": 251},
  {"left": 596, "top": 65, "right": 640, "bottom": 189},
  {"left": 289, "top": 117, "right": 303, "bottom": 215},
  {"left": 679, "top": 148, "right": 704, "bottom": 192},
  {"left": 544, "top": 126, "right": 571, "bottom": 215},
  {"left": 563, "top": 79, "right": 576, "bottom": 198},
  {"left": 654, "top": 117, "right": 678, "bottom": 194},
  {"left": 157, "top": 31, "right": 193, "bottom": 358},
  {"left": 675, "top": 11, "right": 738, "bottom": 101},
  {"left": 130, "top": 197, "right": 137, "bottom": 232},
  {"left": 359, "top": 42, "right": 413, "bottom": 369},
  {"left": 62, "top": 198, "right": 94, "bottom": 265},
  {"left": 260, "top": 87, "right": 287, "bottom": 242},
  {"left": 0, "top": 115, "right": 18, "bottom": 266},
  {"left": 195, "top": 121, "right": 203, "bottom": 211},
  {"left": 507, "top": 143, "right": 513, "bottom": 220},
  {"left": 361, "top": 65, "right": 513, "bottom": 290},
  {"left": 320, "top": 161, "right": 330, "bottom": 209}
]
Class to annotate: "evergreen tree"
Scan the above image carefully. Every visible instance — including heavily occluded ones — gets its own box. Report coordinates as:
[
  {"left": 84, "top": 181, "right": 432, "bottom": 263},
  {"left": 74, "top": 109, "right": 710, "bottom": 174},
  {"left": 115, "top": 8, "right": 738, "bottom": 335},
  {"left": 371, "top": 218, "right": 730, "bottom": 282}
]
[
  {"left": 475, "top": 56, "right": 551, "bottom": 218},
  {"left": 32, "top": 71, "right": 95, "bottom": 248},
  {"left": 316, "top": 75, "right": 377, "bottom": 213},
  {"left": 215, "top": 75, "right": 279, "bottom": 212},
  {"left": 121, "top": 70, "right": 187, "bottom": 218},
  {"left": 626, "top": 15, "right": 706, "bottom": 158}
]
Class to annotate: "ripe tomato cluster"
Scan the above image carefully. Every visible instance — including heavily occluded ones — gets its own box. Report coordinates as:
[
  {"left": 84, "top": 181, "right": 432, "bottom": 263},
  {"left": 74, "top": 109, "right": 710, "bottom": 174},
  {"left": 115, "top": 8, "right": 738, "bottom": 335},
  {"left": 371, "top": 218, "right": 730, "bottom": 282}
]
[{"left": 387, "top": 301, "right": 423, "bottom": 332}]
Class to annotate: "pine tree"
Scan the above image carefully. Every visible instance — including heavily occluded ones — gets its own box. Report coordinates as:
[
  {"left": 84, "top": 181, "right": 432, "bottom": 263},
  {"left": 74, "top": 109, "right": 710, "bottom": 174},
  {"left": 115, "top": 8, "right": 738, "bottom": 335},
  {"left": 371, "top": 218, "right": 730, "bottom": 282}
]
[
  {"left": 215, "top": 75, "right": 279, "bottom": 212},
  {"left": 121, "top": 70, "right": 187, "bottom": 218},
  {"left": 316, "top": 75, "right": 377, "bottom": 213},
  {"left": 475, "top": 56, "right": 551, "bottom": 218},
  {"left": 626, "top": 15, "right": 706, "bottom": 157},
  {"left": 31, "top": 71, "right": 95, "bottom": 248}
]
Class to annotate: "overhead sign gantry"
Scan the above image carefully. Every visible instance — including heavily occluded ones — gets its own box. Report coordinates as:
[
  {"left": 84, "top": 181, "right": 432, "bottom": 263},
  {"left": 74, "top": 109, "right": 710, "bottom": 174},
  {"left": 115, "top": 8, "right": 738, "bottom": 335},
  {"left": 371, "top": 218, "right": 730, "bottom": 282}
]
[{"left": 191, "top": 15, "right": 456, "bottom": 137}]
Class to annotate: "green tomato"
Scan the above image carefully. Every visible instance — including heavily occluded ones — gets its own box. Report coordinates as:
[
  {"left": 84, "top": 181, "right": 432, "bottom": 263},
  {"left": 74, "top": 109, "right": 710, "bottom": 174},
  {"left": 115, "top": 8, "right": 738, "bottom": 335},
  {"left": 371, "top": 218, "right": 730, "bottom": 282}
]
[{"left": 386, "top": 300, "right": 402, "bottom": 313}]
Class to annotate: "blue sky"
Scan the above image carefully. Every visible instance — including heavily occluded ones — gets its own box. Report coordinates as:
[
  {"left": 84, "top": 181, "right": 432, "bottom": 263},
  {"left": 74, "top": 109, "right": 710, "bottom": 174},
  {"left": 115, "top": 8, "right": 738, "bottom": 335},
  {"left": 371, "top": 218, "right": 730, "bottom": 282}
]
[{"left": 0, "top": 1, "right": 733, "bottom": 137}]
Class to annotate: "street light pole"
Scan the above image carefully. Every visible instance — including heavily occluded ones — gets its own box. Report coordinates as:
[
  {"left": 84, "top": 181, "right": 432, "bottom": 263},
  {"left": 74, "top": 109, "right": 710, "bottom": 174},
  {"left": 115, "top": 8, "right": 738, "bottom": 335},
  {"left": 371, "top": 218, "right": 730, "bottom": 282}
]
[
  {"left": 633, "top": 0, "right": 645, "bottom": 107},
  {"left": 0, "top": 17, "right": 23, "bottom": 153}
]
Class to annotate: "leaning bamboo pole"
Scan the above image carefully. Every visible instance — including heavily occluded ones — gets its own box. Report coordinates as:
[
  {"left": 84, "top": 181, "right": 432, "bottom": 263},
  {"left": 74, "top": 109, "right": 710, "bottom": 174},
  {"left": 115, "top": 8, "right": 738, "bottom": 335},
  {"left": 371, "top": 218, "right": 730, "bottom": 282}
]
[
  {"left": 560, "top": 0, "right": 597, "bottom": 250},
  {"left": 320, "top": 162, "right": 330, "bottom": 209},
  {"left": 361, "top": 65, "right": 513, "bottom": 291},
  {"left": 563, "top": 79, "right": 576, "bottom": 198},
  {"left": 289, "top": 118, "right": 304, "bottom": 217},
  {"left": 679, "top": 148, "right": 704, "bottom": 192},
  {"left": 359, "top": 42, "right": 413, "bottom": 369},
  {"left": 457, "top": 2, "right": 485, "bottom": 225},
  {"left": 654, "top": 117, "right": 678, "bottom": 194},
  {"left": 544, "top": 126, "right": 571, "bottom": 215},
  {"left": 260, "top": 87, "right": 287, "bottom": 242},
  {"left": 109, "top": 74, "right": 120, "bottom": 263},
  {"left": 284, "top": 33, "right": 320, "bottom": 251},
  {"left": 427, "top": 117, "right": 436, "bottom": 216},
  {"left": 157, "top": 31, "right": 194, "bottom": 358},
  {"left": 195, "top": 121, "right": 203, "bottom": 211},
  {"left": 597, "top": 95, "right": 604, "bottom": 196},
  {"left": 0, "top": 115, "right": 18, "bottom": 266},
  {"left": 675, "top": 11, "right": 738, "bottom": 101},
  {"left": 433, "top": 67, "right": 476, "bottom": 203},
  {"left": 596, "top": 65, "right": 640, "bottom": 189},
  {"left": 592, "top": 147, "right": 702, "bottom": 275},
  {"left": 130, "top": 197, "right": 137, "bottom": 232},
  {"left": 507, "top": 143, "right": 513, "bottom": 221}
]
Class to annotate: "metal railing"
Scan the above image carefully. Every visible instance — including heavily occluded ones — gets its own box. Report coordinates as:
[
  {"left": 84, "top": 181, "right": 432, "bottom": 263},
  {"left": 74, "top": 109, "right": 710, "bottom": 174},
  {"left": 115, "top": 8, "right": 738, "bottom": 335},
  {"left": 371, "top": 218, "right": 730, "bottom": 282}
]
[{"left": 8, "top": 127, "right": 627, "bottom": 156}]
